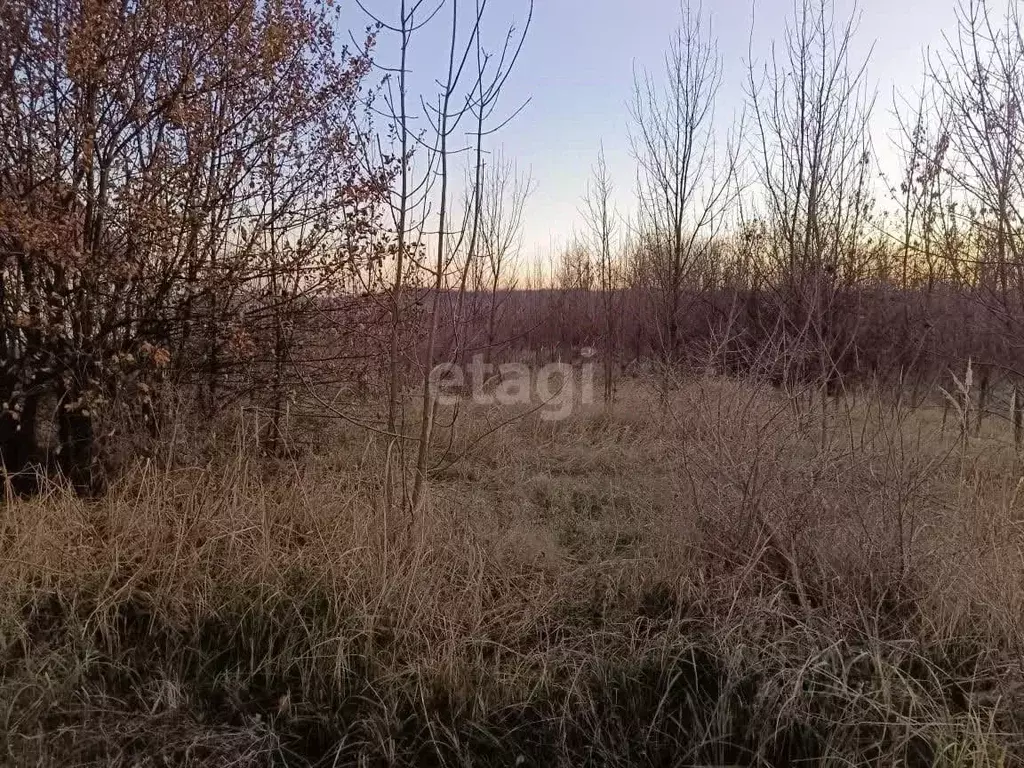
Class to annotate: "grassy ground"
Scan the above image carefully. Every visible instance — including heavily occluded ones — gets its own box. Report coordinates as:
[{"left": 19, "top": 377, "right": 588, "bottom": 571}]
[{"left": 1, "top": 377, "right": 1022, "bottom": 766}]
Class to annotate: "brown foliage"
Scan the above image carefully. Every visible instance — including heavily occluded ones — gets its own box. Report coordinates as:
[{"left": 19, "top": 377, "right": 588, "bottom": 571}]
[{"left": 0, "top": 0, "right": 391, "bottom": 489}]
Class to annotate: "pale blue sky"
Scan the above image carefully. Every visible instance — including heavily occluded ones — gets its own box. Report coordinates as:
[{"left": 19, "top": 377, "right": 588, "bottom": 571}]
[{"left": 358, "top": 0, "right": 976, "bottom": 260}]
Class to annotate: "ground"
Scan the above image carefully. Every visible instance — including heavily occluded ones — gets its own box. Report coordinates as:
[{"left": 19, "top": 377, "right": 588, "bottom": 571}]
[{"left": 1, "top": 377, "right": 1022, "bottom": 766}]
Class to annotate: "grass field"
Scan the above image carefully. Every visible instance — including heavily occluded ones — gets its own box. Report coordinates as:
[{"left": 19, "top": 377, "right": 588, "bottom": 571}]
[{"left": 2, "top": 376, "right": 1022, "bottom": 766}]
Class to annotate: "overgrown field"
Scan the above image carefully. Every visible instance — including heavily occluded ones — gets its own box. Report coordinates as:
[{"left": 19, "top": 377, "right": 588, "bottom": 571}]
[{"left": 2, "top": 378, "right": 1023, "bottom": 766}]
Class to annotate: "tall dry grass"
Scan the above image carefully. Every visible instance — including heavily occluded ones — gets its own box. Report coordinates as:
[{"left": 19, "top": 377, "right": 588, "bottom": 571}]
[{"left": 1, "top": 376, "right": 1022, "bottom": 766}]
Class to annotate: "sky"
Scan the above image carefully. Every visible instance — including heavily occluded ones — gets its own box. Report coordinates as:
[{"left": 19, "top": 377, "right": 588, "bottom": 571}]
[{"left": 355, "top": 0, "right": 980, "bottom": 264}]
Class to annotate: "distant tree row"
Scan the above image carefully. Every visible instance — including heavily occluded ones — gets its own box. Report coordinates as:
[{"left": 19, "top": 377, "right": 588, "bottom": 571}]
[{"left": 549, "top": 0, "right": 1024, "bottom": 403}]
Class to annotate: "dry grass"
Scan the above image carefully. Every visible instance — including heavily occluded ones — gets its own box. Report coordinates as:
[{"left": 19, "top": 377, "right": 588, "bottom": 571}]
[{"left": 1, "top": 376, "right": 1023, "bottom": 766}]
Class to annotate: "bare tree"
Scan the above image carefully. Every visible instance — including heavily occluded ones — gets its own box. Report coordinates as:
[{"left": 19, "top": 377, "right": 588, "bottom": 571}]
[
  {"left": 409, "top": 0, "right": 533, "bottom": 514},
  {"left": 932, "top": 0, "right": 1023, "bottom": 330},
  {"left": 557, "top": 240, "right": 594, "bottom": 293},
  {"left": 745, "top": 0, "right": 875, "bottom": 391},
  {"left": 582, "top": 145, "right": 620, "bottom": 402},
  {"left": 629, "top": 1, "right": 735, "bottom": 362},
  {"left": 890, "top": 76, "right": 952, "bottom": 294},
  {"left": 479, "top": 148, "right": 532, "bottom": 363},
  {"left": 922, "top": 0, "right": 1024, "bottom": 429},
  {"left": 353, "top": 0, "right": 532, "bottom": 520}
]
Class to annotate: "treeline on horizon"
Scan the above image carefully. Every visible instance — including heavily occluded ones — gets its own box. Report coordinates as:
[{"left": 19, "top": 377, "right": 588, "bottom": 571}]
[{"left": 0, "top": 0, "right": 1022, "bottom": 494}]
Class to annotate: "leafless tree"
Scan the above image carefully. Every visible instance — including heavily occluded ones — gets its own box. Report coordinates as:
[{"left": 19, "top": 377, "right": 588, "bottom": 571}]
[
  {"left": 932, "top": 0, "right": 1023, "bottom": 329},
  {"left": 582, "top": 145, "right": 620, "bottom": 402},
  {"left": 353, "top": 0, "right": 532, "bottom": 518},
  {"left": 924, "top": 0, "right": 1023, "bottom": 427},
  {"left": 890, "top": 76, "right": 952, "bottom": 294},
  {"left": 745, "top": 0, "right": 875, "bottom": 391},
  {"left": 629, "top": 1, "right": 735, "bottom": 361},
  {"left": 557, "top": 240, "right": 594, "bottom": 293},
  {"left": 409, "top": 0, "right": 533, "bottom": 514},
  {"left": 479, "top": 148, "right": 532, "bottom": 362}
]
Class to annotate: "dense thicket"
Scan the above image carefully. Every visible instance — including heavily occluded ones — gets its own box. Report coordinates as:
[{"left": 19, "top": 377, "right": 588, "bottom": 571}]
[{"left": 0, "top": 0, "right": 391, "bottom": 489}]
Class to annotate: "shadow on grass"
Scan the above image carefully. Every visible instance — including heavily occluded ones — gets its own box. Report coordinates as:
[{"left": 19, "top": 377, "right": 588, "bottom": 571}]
[{"left": 1, "top": 584, "right": 1012, "bottom": 767}]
